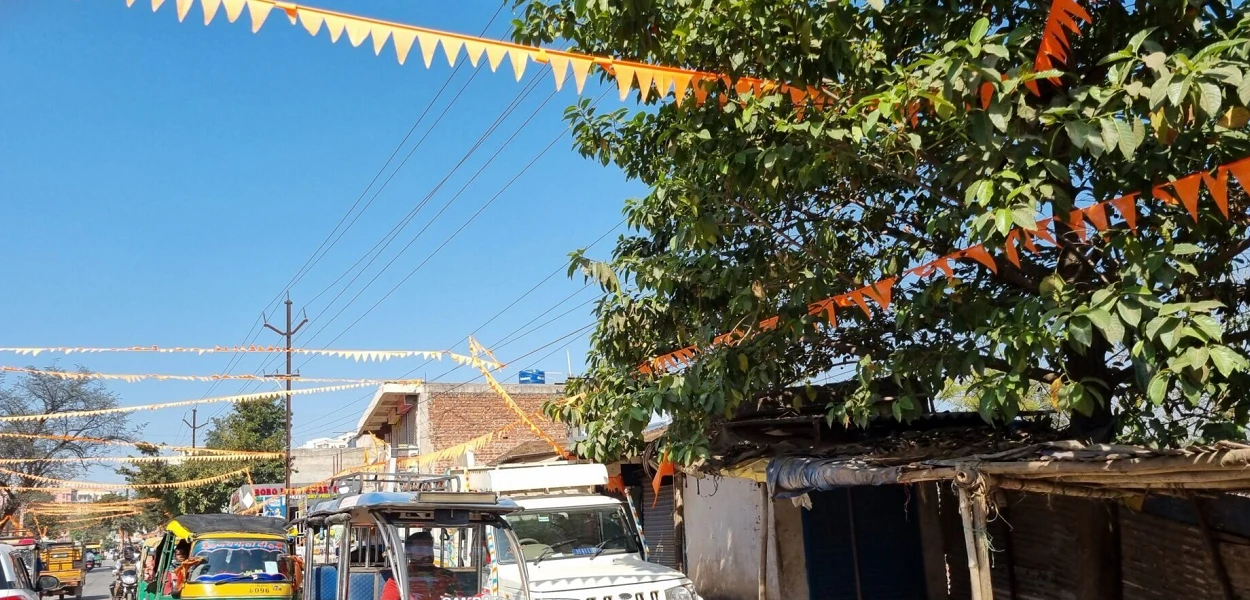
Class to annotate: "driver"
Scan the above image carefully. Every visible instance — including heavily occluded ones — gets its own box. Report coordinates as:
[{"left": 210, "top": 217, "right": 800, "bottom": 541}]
[{"left": 379, "top": 532, "right": 456, "bottom": 600}]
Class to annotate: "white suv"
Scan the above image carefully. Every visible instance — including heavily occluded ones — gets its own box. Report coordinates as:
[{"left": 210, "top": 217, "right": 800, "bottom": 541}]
[{"left": 0, "top": 544, "right": 52, "bottom": 600}]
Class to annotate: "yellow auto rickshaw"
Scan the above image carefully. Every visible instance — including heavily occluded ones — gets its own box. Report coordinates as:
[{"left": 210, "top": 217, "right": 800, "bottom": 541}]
[
  {"left": 38, "top": 540, "right": 84, "bottom": 599},
  {"left": 140, "top": 515, "right": 297, "bottom": 600}
]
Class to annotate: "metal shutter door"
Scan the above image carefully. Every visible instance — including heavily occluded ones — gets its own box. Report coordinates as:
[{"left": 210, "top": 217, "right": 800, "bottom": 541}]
[{"left": 643, "top": 479, "right": 679, "bottom": 569}]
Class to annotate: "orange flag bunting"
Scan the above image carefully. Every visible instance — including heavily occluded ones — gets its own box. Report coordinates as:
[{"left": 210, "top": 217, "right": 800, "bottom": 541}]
[
  {"left": 1169, "top": 173, "right": 1205, "bottom": 221},
  {"left": 960, "top": 245, "right": 998, "bottom": 274},
  {"left": 1203, "top": 168, "right": 1231, "bottom": 219},
  {"left": 652, "top": 454, "right": 675, "bottom": 506},
  {"left": 1067, "top": 209, "right": 1088, "bottom": 242},
  {"left": 1109, "top": 194, "right": 1139, "bottom": 232},
  {"left": 1084, "top": 202, "right": 1110, "bottom": 231},
  {"left": 1029, "top": 0, "right": 1092, "bottom": 95}
]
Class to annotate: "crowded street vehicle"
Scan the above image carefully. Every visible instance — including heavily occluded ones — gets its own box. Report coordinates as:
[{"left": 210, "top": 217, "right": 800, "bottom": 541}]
[
  {"left": 297, "top": 472, "right": 533, "bottom": 600},
  {"left": 37, "top": 541, "right": 83, "bottom": 600},
  {"left": 140, "top": 515, "right": 297, "bottom": 600}
]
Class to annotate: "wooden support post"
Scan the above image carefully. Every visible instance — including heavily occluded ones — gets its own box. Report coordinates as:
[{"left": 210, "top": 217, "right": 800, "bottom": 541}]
[
  {"left": 957, "top": 481, "right": 995, "bottom": 600},
  {"left": 758, "top": 484, "right": 769, "bottom": 600},
  {"left": 916, "top": 483, "right": 950, "bottom": 600},
  {"left": 1192, "top": 497, "right": 1235, "bottom": 600}
]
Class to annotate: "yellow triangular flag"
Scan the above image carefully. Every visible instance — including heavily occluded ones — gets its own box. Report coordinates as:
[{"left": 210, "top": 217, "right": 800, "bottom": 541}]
[
  {"left": 462, "top": 39, "right": 486, "bottom": 68},
  {"left": 634, "top": 66, "right": 655, "bottom": 101},
  {"left": 415, "top": 31, "right": 440, "bottom": 68},
  {"left": 569, "top": 57, "right": 593, "bottom": 94},
  {"left": 370, "top": 24, "right": 390, "bottom": 55},
  {"left": 485, "top": 44, "right": 508, "bottom": 72},
  {"left": 442, "top": 37, "right": 463, "bottom": 67},
  {"left": 614, "top": 65, "right": 637, "bottom": 101},
  {"left": 672, "top": 72, "right": 693, "bottom": 106},
  {"left": 548, "top": 54, "right": 570, "bottom": 91},
  {"left": 151, "top": 0, "right": 166, "bottom": 11},
  {"left": 390, "top": 27, "right": 416, "bottom": 65},
  {"left": 653, "top": 70, "right": 672, "bottom": 99},
  {"left": 344, "top": 19, "right": 369, "bottom": 47},
  {"left": 175, "top": 0, "right": 193, "bottom": 22},
  {"left": 508, "top": 49, "right": 529, "bottom": 81},
  {"left": 221, "top": 0, "right": 245, "bottom": 22},
  {"left": 127, "top": 0, "right": 136, "bottom": 7},
  {"left": 245, "top": 0, "right": 271, "bottom": 33},
  {"left": 321, "top": 13, "right": 345, "bottom": 43},
  {"left": 299, "top": 10, "right": 323, "bottom": 36},
  {"left": 201, "top": 0, "right": 221, "bottom": 25}
]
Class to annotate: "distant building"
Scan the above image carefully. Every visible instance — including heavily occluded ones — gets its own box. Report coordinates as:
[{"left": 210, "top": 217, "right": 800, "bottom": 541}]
[
  {"left": 52, "top": 490, "right": 110, "bottom": 503},
  {"left": 299, "top": 431, "right": 358, "bottom": 449}
]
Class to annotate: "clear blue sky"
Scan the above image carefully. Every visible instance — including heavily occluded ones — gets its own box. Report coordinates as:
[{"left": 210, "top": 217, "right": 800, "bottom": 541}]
[{"left": 0, "top": 0, "right": 641, "bottom": 482}]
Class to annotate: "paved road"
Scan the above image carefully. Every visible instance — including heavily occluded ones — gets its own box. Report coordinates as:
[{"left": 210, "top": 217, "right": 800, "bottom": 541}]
[{"left": 79, "top": 561, "right": 114, "bottom": 600}]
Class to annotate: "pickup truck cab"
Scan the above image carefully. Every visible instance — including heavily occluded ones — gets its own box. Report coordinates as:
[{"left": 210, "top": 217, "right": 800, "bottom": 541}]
[{"left": 455, "top": 463, "right": 700, "bottom": 600}]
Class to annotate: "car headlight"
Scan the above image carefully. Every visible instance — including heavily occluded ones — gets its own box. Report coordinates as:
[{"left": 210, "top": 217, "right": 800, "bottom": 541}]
[{"left": 665, "top": 584, "right": 697, "bottom": 600}]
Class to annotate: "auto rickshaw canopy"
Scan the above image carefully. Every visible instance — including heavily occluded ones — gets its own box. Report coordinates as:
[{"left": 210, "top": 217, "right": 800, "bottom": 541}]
[{"left": 164, "top": 515, "right": 287, "bottom": 541}]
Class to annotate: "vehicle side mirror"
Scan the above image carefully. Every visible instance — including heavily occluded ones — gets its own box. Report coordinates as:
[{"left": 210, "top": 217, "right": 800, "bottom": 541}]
[{"left": 37, "top": 575, "right": 60, "bottom": 592}]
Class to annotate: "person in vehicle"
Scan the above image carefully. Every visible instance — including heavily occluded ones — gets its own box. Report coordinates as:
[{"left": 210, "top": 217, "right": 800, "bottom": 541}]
[
  {"left": 163, "top": 544, "right": 191, "bottom": 595},
  {"left": 379, "top": 532, "right": 456, "bottom": 600}
]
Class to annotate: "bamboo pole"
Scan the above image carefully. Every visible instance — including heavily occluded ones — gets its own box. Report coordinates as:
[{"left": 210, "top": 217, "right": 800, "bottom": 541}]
[
  {"left": 956, "top": 476, "right": 995, "bottom": 600},
  {"left": 758, "top": 484, "right": 769, "bottom": 600}
]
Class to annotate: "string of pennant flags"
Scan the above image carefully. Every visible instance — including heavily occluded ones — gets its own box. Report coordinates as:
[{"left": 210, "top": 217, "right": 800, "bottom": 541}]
[
  {"left": 0, "top": 452, "right": 284, "bottom": 465},
  {"left": 0, "top": 382, "right": 372, "bottom": 422},
  {"left": 0, "top": 346, "right": 501, "bottom": 368},
  {"left": 0, "top": 466, "right": 251, "bottom": 490},
  {"left": 0, "top": 431, "right": 281, "bottom": 456},
  {"left": 0, "top": 365, "right": 421, "bottom": 385},
  {"left": 642, "top": 156, "right": 1250, "bottom": 373},
  {"left": 114, "top": 0, "right": 829, "bottom": 110},
  {"left": 26, "top": 499, "right": 161, "bottom": 512},
  {"left": 58, "top": 511, "right": 144, "bottom": 525},
  {"left": 1030, "top": 0, "right": 1092, "bottom": 95}
]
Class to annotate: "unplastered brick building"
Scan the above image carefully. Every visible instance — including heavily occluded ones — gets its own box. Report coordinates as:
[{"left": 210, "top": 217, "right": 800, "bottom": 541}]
[{"left": 355, "top": 382, "right": 569, "bottom": 470}]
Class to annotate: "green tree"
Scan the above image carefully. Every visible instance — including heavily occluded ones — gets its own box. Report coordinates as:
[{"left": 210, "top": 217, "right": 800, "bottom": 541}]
[
  {"left": 120, "top": 399, "right": 285, "bottom": 515},
  {"left": 0, "top": 368, "right": 132, "bottom": 522},
  {"left": 512, "top": 0, "right": 1250, "bottom": 463}
]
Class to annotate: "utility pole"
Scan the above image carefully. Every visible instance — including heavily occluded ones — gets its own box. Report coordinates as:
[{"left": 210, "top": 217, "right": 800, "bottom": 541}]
[
  {"left": 182, "top": 408, "right": 203, "bottom": 448},
  {"left": 264, "top": 297, "right": 307, "bottom": 520}
]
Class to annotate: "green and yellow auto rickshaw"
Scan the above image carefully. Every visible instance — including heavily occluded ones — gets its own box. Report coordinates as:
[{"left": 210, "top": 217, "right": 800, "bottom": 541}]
[{"left": 140, "top": 515, "right": 298, "bottom": 600}]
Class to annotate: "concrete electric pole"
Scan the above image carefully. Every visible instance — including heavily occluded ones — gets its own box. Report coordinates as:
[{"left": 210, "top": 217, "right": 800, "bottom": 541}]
[{"left": 264, "top": 297, "right": 307, "bottom": 520}]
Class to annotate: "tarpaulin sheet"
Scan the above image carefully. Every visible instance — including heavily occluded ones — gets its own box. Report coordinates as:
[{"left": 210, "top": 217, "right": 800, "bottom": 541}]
[{"left": 767, "top": 456, "right": 900, "bottom": 497}]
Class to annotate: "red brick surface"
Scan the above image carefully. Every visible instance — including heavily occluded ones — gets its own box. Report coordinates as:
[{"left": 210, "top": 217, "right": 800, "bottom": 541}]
[{"left": 428, "top": 388, "right": 568, "bottom": 466}]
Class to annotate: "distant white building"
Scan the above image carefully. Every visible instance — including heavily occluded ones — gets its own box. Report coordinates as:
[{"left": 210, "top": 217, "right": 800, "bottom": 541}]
[{"left": 299, "top": 431, "right": 358, "bottom": 449}]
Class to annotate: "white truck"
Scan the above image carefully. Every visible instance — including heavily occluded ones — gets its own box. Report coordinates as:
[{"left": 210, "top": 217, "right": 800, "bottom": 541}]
[{"left": 454, "top": 463, "right": 701, "bottom": 600}]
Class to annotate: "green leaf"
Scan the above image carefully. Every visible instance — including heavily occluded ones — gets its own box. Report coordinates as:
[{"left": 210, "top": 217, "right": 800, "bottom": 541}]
[
  {"left": 867, "top": 0, "right": 884, "bottom": 10},
  {"left": 1117, "top": 299, "right": 1143, "bottom": 328},
  {"left": 1184, "top": 346, "right": 1210, "bottom": 371},
  {"left": 1142, "top": 51, "right": 1167, "bottom": 71},
  {"left": 1115, "top": 118, "right": 1139, "bottom": 159},
  {"left": 1011, "top": 204, "right": 1036, "bottom": 229},
  {"left": 1088, "top": 308, "right": 1124, "bottom": 344},
  {"left": 994, "top": 209, "right": 1012, "bottom": 236},
  {"left": 1171, "top": 243, "right": 1202, "bottom": 255},
  {"left": 1065, "top": 120, "right": 1093, "bottom": 149},
  {"left": 1149, "top": 73, "right": 1173, "bottom": 108},
  {"left": 1069, "top": 316, "right": 1094, "bottom": 348},
  {"left": 1147, "top": 371, "right": 1170, "bottom": 405},
  {"left": 1192, "top": 315, "right": 1224, "bottom": 341},
  {"left": 1128, "top": 28, "right": 1157, "bottom": 53},
  {"left": 1198, "top": 82, "right": 1223, "bottom": 118},
  {"left": 1210, "top": 346, "right": 1249, "bottom": 377},
  {"left": 1239, "top": 76, "right": 1250, "bottom": 106},
  {"left": 1100, "top": 118, "right": 1120, "bottom": 153},
  {"left": 988, "top": 101, "right": 1009, "bottom": 132},
  {"left": 1167, "top": 78, "right": 1186, "bottom": 106},
  {"left": 970, "top": 18, "right": 989, "bottom": 43}
]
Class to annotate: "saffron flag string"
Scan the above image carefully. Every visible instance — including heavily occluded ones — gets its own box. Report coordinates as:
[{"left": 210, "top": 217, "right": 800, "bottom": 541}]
[
  {"left": 642, "top": 156, "right": 1250, "bottom": 373},
  {"left": 0, "top": 452, "right": 284, "bottom": 464},
  {"left": 0, "top": 431, "right": 279, "bottom": 456},
  {"left": 1028, "top": 0, "right": 1092, "bottom": 95},
  {"left": 0, "top": 382, "right": 372, "bottom": 422},
  {"left": 0, "top": 466, "right": 251, "bottom": 490},
  {"left": 0, "top": 366, "right": 421, "bottom": 385},
  {"left": 0, "top": 346, "right": 500, "bottom": 369},
  {"left": 112, "top": 0, "right": 830, "bottom": 110}
]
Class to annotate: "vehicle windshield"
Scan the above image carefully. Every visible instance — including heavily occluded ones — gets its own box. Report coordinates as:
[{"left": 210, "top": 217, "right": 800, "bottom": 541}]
[
  {"left": 186, "top": 539, "right": 290, "bottom": 583},
  {"left": 500, "top": 506, "right": 639, "bottom": 563}
]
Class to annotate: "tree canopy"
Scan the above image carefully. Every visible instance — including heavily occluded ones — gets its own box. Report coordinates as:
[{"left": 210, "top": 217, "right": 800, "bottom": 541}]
[
  {"left": 0, "top": 368, "right": 132, "bottom": 521},
  {"left": 513, "top": 0, "right": 1250, "bottom": 464},
  {"left": 121, "top": 398, "right": 285, "bottom": 516}
]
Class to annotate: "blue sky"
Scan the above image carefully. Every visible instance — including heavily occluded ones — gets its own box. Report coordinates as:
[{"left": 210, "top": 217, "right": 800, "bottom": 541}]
[{"left": 0, "top": 0, "right": 641, "bottom": 482}]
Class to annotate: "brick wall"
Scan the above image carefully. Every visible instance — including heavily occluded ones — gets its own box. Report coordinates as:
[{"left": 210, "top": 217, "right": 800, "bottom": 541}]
[{"left": 427, "top": 384, "right": 568, "bottom": 466}]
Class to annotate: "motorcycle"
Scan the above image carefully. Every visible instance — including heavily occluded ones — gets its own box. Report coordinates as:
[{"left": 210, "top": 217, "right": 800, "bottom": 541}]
[
  {"left": 110, "top": 567, "right": 138, "bottom": 600},
  {"left": 85, "top": 557, "right": 95, "bottom": 572}
]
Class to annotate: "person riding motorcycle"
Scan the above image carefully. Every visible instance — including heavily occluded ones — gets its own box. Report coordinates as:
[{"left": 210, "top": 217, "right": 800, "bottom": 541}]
[{"left": 110, "top": 553, "right": 140, "bottom": 600}]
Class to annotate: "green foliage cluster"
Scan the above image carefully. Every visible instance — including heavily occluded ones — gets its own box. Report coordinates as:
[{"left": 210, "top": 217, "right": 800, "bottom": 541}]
[{"left": 511, "top": 0, "right": 1250, "bottom": 464}]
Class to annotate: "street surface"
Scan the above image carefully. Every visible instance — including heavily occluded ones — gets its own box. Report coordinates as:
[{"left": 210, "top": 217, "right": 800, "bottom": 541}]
[{"left": 78, "top": 561, "right": 113, "bottom": 600}]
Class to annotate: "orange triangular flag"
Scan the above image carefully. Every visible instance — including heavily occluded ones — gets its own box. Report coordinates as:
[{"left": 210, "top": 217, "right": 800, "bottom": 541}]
[
  {"left": 569, "top": 57, "right": 594, "bottom": 94},
  {"left": 935, "top": 257, "right": 955, "bottom": 280},
  {"left": 508, "top": 49, "right": 530, "bottom": 81},
  {"left": 441, "top": 37, "right": 463, "bottom": 67},
  {"left": 390, "top": 28, "right": 416, "bottom": 65},
  {"left": 850, "top": 291, "right": 874, "bottom": 317},
  {"left": 1152, "top": 183, "right": 1178, "bottom": 205},
  {"left": 653, "top": 71, "right": 673, "bottom": 99},
  {"left": 484, "top": 43, "right": 508, "bottom": 72},
  {"left": 652, "top": 455, "right": 675, "bottom": 505},
  {"left": 1171, "top": 173, "right": 1204, "bottom": 221},
  {"left": 1084, "top": 202, "right": 1109, "bottom": 231},
  {"left": 634, "top": 67, "right": 656, "bottom": 101},
  {"left": 1004, "top": 230, "right": 1022, "bottom": 267},
  {"left": 1067, "top": 209, "right": 1087, "bottom": 242},
  {"left": 415, "top": 31, "right": 440, "bottom": 68},
  {"left": 862, "top": 278, "right": 896, "bottom": 310},
  {"left": 462, "top": 39, "right": 486, "bottom": 68},
  {"left": 344, "top": 19, "right": 370, "bottom": 48},
  {"left": 245, "top": 0, "right": 271, "bottom": 33},
  {"left": 1203, "top": 167, "right": 1230, "bottom": 219},
  {"left": 672, "top": 72, "right": 693, "bottom": 106},
  {"left": 369, "top": 25, "right": 390, "bottom": 55},
  {"left": 1221, "top": 156, "right": 1250, "bottom": 205},
  {"left": 151, "top": 0, "right": 166, "bottom": 11},
  {"left": 734, "top": 78, "right": 753, "bottom": 96},
  {"left": 788, "top": 85, "right": 807, "bottom": 105},
  {"left": 613, "top": 65, "right": 637, "bottom": 101},
  {"left": 961, "top": 245, "right": 998, "bottom": 273},
  {"left": 692, "top": 74, "right": 710, "bottom": 105},
  {"left": 1109, "top": 194, "right": 1138, "bottom": 232},
  {"left": 175, "top": 0, "right": 194, "bottom": 22},
  {"left": 548, "top": 54, "right": 570, "bottom": 91},
  {"left": 202, "top": 0, "right": 221, "bottom": 25},
  {"left": 321, "top": 13, "right": 346, "bottom": 42},
  {"left": 759, "top": 316, "right": 780, "bottom": 331},
  {"left": 1030, "top": 220, "right": 1055, "bottom": 246}
]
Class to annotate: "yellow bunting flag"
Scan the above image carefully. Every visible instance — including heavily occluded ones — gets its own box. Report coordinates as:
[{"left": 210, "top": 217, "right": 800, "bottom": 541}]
[{"left": 0, "top": 466, "right": 251, "bottom": 490}]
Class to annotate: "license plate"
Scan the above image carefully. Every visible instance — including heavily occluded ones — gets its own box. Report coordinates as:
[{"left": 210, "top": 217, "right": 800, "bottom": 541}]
[{"left": 248, "top": 587, "right": 274, "bottom": 594}]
